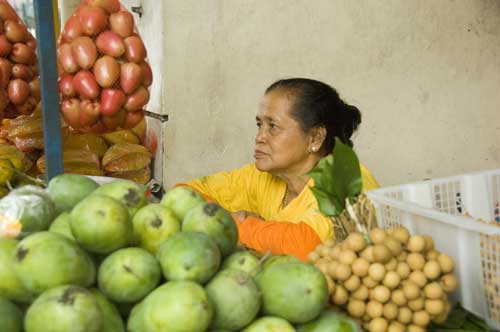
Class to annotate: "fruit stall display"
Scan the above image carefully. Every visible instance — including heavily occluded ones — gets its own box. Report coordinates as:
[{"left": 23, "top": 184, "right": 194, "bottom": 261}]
[
  {"left": 303, "top": 139, "right": 496, "bottom": 332},
  {"left": 0, "top": 0, "right": 156, "bottom": 191},
  {"left": 0, "top": 175, "right": 358, "bottom": 332},
  {"left": 0, "top": 139, "right": 495, "bottom": 332}
]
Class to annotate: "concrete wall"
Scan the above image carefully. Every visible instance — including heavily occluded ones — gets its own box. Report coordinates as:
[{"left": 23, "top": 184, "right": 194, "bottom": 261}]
[
  {"left": 61, "top": 0, "right": 500, "bottom": 188},
  {"left": 159, "top": 0, "right": 500, "bottom": 188}
]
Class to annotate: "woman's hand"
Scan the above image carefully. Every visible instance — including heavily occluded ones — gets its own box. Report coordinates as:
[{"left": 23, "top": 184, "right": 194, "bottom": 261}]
[{"left": 232, "top": 210, "right": 263, "bottom": 222}]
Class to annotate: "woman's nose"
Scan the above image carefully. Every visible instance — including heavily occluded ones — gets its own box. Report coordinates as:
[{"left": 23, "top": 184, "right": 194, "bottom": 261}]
[{"left": 255, "top": 128, "right": 266, "bottom": 143}]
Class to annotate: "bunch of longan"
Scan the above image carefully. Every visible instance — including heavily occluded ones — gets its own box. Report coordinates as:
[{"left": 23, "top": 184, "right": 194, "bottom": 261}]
[{"left": 309, "top": 227, "right": 458, "bottom": 332}]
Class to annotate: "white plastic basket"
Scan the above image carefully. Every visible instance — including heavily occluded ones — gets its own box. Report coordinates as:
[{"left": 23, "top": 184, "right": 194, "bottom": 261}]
[{"left": 366, "top": 169, "right": 500, "bottom": 329}]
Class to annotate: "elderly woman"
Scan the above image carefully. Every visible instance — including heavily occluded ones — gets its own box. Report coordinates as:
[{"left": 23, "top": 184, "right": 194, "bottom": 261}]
[{"left": 185, "top": 78, "right": 378, "bottom": 261}]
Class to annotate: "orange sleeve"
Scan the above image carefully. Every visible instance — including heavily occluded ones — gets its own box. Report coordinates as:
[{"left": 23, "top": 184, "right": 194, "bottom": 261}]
[{"left": 236, "top": 216, "right": 322, "bottom": 262}]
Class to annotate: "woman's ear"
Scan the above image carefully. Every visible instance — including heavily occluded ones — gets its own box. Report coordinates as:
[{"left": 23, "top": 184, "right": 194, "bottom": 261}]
[{"left": 309, "top": 126, "right": 327, "bottom": 151}]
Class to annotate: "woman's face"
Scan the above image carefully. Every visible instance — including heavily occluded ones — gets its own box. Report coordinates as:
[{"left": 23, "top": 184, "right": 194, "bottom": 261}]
[{"left": 254, "top": 89, "right": 312, "bottom": 175}]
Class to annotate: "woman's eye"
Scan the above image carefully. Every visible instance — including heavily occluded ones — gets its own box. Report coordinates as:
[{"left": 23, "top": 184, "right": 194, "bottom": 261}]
[{"left": 256, "top": 122, "right": 262, "bottom": 128}]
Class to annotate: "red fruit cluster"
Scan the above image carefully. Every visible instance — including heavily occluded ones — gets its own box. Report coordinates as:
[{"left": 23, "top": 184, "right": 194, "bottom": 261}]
[
  {"left": 58, "top": 0, "right": 152, "bottom": 133},
  {"left": 0, "top": 1, "right": 40, "bottom": 121}
]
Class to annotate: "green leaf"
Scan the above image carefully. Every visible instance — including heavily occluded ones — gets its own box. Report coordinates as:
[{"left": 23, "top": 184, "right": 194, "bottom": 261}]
[
  {"left": 332, "top": 137, "right": 362, "bottom": 200},
  {"left": 307, "top": 138, "right": 362, "bottom": 217},
  {"left": 309, "top": 186, "right": 341, "bottom": 216},
  {"left": 308, "top": 155, "right": 336, "bottom": 195}
]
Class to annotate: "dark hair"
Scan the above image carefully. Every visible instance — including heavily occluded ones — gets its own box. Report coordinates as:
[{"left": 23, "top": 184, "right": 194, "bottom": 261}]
[{"left": 265, "top": 78, "right": 361, "bottom": 154}]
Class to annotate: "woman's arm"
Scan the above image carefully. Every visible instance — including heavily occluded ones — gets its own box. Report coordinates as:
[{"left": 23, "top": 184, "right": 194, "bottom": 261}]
[{"left": 233, "top": 215, "right": 322, "bottom": 262}]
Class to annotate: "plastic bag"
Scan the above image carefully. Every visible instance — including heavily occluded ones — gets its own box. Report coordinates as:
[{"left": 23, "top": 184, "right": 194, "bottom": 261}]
[
  {"left": 58, "top": 0, "right": 150, "bottom": 134},
  {"left": 0, "top": 0, "right": 40, "bottom": 120},
  {"left": 0, "top": 185, "right": 55, "bottom": 238}
]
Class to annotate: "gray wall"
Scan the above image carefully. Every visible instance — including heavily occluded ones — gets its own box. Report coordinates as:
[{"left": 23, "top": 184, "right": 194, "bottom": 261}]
[
  {"left": 62, "top": 1, "right": 500, "bottom": 188},
  {"left": 160, "top": 0, "right": 500, "bottom": 188}
]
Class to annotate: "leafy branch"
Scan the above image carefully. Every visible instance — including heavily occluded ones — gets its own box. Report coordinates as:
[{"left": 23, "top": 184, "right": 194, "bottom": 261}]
[{"left": 307, "top": 138, "right": 375, "bottom": 241}]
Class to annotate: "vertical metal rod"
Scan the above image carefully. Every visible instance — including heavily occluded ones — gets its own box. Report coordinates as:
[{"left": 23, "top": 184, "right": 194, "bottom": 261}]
[
  {"left": 53, "top": 0, "right": 60, "bottom": 39},
  {"left": 33, "top": 0, "right": 63, "bottom": 180}
]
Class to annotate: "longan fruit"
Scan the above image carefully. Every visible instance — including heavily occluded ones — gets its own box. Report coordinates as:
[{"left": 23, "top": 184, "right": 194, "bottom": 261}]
[
  {"left": 427, "top": 250, "right": 440, "bottom": 261},
  {"left": 406, "top": 253, "right": 426, "bottom": 271},
  {"left": 308, "top": 251, "right": 321, "bottom": 262},
  {"left": 383, "top": 271, "right": 401, "bottom": 289},
  {"left": 397, "top": 251, "right": 408, "bottom": 262},
  {"left": 422, "top": 235, "right": 435, "bottom": 251},
  {"left": 369, "top": 317, "right": 389, "bottom": 332},
  {"left": 443, "top": 298, "right": 451, "bottom": 314},
  {"left": 315, "top": 259, "right": 330, "bottom": 275},
  {"left": 372, "top": 285, "right": 391, "bottom": 303},
  {"left": 423, "top": 260, "right": 441, "bottom": 280},
  {"left": 383, "top": 302, "right": 399, "bottom": 320},
  {"left": 363, "top": 276, "right": 379, "bottom": 289},
  {"left": 432, "top": 311, "right": 449, "bottom": 324},
  {"left": 348, "top": 299, "right": 366, "bottom": 318},
  {"left": 315, "top": 243, "right": 326, "bottom": 254},
  {"left": 352, "top": 257, "right": 370, "bottom": 277},
  {"left": 327, "top": 261, "right": 339, "bottom": 278},
  {"left": 396, "top": 262, "right": 411, "bottom": 279},
  {"left": 437, "top": 253, "right": 455, "bottom": 274},
  {"left": 387, "top": 322, "right": 405, "bottom": 332},
  {"left": 319, "top": 244, "right": 331, "bottom": 257},
  {"left": 373, "top": 244, "right": 392, "bottom": 264},
  {"left": 332, "top": 284, "right": 349, "bottom": 305},
  {"left": 323, "top": 238, "right": 336, "bottom": 248},
  {"left": 352, "top": 285, "right": 369, "bottom": 301},
  {"left": 335, "top": 263, "right": 352, "bottom": 281},
  {"left": 370, "top": 228, "right": 388, "bottom": 244},
  {"left": 344, "top": 275, "right": 361, "bottom": 292},
  {"left": 408, "top": 324, "right": 426, "bottom": 332},
  {"left": 402, "top": 281, "right": 420, "bottom": 300},
  {"left": 369, "top": 263, "right": 387, "bottom": 282},
  {"left": 385, "top": 237, "right": 403, "bottom": 256},
  {"left": 367, "top": 301, "right": 384, "bottom": 318},
  {"left": 425, "top": 299, "right": 445, "bottom": 315},
  {"left": 329, "top": 246, "right": 342, "bottom": 260},
  {"left": 347, "top": 232, "right": 367, "bottom": 252},
  {"left": 392, "top": 226, "right": 410, "bottom": 244},
  {"left": 412, "top": 310, "right": 430, "bottom": 327},
  {"left": 440, "top": 274, "right": 458, "bottom": 293},
  {"left": 361, "top": 246, "right": 375, "bottom": 262},
  {"left": 408, "top": 297, "right": 425, "bottom": 311},
  {"left": 407, "top": 235, "right": 426, "bottom": 253},
  {"left": 325, "top": 275, "right": 336, "bottom": 294},
  {"left": 391, "top": 289, "right": 408, "bottom": 306},
  {"left": 339, "top": 249, "right": 358, "bottom": 265},
  {"left": 424, "top": 282, "right": 444, "bottom": 299},
  {"left": 385, "top": 258, "right": 398, "bottom": 271},
  {"left": 398, "top": 306, "right": 413, "bottom": 324},
  {"left": 409, "top": 270, "right": 428, "bottom": 288}
]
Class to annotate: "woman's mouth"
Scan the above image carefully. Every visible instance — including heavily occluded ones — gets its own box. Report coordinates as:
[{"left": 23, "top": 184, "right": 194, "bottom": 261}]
[{"left": 254, "top": 149, "right": 267, "bottom": 158}]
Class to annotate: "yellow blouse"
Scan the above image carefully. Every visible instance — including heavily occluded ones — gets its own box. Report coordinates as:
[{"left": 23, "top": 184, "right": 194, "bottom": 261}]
[{"left": 187, "top": 163, "right": 379, "bottom": 241}]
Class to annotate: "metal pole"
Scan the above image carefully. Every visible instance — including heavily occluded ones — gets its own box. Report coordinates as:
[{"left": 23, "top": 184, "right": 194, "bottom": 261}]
[
  {"left": 53, "top": 0, "right": 60, "bottom": 39},
  {"left": 33, "top": 0, "right": 63, "bottom": 180}
]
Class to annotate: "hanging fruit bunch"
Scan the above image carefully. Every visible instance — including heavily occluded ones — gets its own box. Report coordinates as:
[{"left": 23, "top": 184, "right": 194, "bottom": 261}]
[
  {"left": 57, "top": 0, "right": 151, "bottom": 134},
  {"left": 307, "top": 139, "right": 459, "bottom": 332},
  {"left": 0, "top": 0, "right": 40, "bottom": 121}
]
